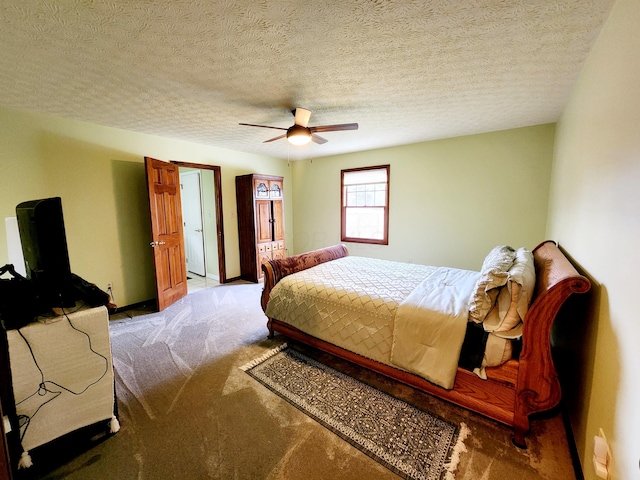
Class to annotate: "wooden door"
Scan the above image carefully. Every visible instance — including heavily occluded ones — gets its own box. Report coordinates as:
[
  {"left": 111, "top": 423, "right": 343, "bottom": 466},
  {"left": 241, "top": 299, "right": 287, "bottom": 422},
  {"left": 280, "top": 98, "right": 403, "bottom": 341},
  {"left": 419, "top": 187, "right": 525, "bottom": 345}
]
[
  {"left": 272, "top": 200, "right": 284, "bottom": 242},
  {"left": 145, "top": 157, "right": 188, "bottom": 310},
  {"left": 255, "top": 200, "right": 273, "bottom": 244}
]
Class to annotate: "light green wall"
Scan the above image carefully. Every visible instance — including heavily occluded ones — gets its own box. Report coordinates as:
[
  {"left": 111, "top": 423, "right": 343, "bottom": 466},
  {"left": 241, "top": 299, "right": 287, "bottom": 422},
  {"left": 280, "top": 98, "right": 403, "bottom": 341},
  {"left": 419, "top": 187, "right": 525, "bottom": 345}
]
[
  {"left": 0, "top": 106, "right": 290, "bottom": 307},
  {"left": 292, "top": 124, "right": 555, "bottom": 270},
  {"left": 548, "top": 0, "right": 639, "bottom": 478},
  {"left": 1, "top": 106, "right": 555, "bottom": 307}
]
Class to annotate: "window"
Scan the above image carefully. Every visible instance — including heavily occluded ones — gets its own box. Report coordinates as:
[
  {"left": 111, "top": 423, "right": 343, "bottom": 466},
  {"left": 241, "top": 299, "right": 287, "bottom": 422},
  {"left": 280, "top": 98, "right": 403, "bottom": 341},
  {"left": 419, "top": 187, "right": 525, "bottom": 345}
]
[{"left": 341, "top": 165, "right": 389, "bottom": 245}]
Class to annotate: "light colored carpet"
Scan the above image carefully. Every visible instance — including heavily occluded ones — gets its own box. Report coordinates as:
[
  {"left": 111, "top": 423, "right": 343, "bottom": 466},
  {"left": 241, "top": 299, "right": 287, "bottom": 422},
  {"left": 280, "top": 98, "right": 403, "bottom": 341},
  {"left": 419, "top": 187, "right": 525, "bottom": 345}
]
[{"left": 17, "top": 282, "right": 577, "bottom": 480}]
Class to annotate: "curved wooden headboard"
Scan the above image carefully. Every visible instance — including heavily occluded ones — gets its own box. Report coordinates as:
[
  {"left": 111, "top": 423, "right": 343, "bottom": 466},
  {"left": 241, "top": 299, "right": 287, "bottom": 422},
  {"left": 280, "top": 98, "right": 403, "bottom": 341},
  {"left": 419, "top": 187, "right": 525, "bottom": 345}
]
[
  {"left": 261, "top": 244, "right": 348, "bottom": 312},
  {"left": 513, "top": 240, "right": 591, "bottom": 434}
]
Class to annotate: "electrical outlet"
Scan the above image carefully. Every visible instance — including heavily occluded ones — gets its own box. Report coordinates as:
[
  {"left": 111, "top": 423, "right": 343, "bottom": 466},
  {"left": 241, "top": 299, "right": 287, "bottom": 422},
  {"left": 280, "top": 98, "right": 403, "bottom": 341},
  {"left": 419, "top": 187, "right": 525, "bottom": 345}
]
[
  {"left": 593, "top": 428, "right": 611, "bottom": 479},
  {"left": 106, "top": 282, "right": 113, "bottom": 291}
]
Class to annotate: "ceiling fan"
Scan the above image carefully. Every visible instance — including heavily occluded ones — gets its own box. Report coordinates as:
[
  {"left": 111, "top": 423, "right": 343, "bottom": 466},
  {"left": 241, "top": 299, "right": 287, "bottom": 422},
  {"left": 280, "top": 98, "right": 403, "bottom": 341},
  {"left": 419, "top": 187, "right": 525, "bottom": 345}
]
[{"left": 239, "top": 108, "right": 358, "bottom": 146}]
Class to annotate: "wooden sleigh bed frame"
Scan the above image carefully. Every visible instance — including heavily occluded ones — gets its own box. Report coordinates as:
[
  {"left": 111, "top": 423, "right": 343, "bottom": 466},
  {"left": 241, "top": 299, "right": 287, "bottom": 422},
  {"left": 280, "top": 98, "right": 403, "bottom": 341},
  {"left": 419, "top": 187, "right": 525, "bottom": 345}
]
[{"left": 260, "top": 240, "right": 590, "bottom": 447}]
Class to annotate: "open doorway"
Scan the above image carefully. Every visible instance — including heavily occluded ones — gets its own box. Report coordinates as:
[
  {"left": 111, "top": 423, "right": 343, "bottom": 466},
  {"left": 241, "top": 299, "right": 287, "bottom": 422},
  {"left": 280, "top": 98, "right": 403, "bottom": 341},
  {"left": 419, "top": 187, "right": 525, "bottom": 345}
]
[{"left": 172, "top": 161, "right": 226, "bottom": 291}]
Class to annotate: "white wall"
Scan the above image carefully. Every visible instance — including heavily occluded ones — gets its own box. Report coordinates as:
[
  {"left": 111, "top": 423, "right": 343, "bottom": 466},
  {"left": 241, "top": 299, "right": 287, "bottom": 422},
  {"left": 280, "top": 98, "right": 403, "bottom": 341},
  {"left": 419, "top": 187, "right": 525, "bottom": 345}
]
[{"left": 548, "top": 0, "right": 640, "bottom": 478}]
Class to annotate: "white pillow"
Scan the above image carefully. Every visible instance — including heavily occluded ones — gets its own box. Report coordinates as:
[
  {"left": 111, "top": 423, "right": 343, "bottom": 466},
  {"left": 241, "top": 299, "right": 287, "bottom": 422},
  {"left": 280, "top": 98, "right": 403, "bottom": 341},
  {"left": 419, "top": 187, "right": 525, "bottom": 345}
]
[
  {"left": 468, "top": 245, "right": 516, "bottom": 323},
  {"left": 482, "top": 247, "right": 536, "bottom": 338},
  {"left": 509, "top": 247, "right": 536, "bottom": 320}
]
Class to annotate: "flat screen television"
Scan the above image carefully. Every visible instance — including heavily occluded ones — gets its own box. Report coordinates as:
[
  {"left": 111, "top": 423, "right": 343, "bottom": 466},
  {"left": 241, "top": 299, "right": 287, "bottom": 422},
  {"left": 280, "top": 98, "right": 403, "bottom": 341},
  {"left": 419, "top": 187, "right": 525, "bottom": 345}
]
[{"left": 16, "top": 197, "right": 76, "bottom": 308}]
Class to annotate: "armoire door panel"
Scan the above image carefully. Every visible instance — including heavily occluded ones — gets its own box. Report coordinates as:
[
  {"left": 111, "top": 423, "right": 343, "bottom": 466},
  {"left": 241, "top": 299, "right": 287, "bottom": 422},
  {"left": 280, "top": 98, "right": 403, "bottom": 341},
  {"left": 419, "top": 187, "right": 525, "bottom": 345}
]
[
  {"left": 269, "top": 180, "right": 283, "bottom": 199},
  {"left": 272, "top": 200, "right": 284, "bottom": 242},
  {"left": 271, "top": 246, "right": 286, "bottom": 261},
  {"left": 258, "top": 252, "right": 272, "bottom": 270},
  {"left": 256, "top": 200, "right": 273, "bottom": 243}
]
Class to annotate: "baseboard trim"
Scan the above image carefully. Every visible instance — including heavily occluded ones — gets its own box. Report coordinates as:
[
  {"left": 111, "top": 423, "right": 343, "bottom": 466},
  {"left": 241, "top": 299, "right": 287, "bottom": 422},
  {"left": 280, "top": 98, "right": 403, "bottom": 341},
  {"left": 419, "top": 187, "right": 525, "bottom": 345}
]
[
  {"left": 561, "top": 402, "right": 585, "bottom": 480},
  {"left": 223, "top": 275, "right": 242, "bottom": 283},
  {"left": 110, "top": 299, "right": 156, "bottom": 314}
]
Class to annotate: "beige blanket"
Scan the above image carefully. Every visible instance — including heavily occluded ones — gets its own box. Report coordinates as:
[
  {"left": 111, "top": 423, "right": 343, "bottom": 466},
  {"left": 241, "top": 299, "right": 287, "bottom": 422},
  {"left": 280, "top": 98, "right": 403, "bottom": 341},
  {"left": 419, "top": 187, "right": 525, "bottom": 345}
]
[
  {"left": 390, "top": 267, "right": 480, "bottom": 389},
  {"left": 266, "top": 257, "right": 483, "bottom": 389},
  {"left": 265, "top": 256, "right": 437, "bottom": 365}
]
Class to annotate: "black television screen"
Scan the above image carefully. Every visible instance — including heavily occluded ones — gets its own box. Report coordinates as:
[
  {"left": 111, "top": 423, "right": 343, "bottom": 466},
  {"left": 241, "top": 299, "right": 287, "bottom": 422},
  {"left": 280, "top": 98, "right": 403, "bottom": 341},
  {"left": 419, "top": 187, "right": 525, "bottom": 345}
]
[{"left": 16, "top": 197, "right": 75, "bottom": 308}]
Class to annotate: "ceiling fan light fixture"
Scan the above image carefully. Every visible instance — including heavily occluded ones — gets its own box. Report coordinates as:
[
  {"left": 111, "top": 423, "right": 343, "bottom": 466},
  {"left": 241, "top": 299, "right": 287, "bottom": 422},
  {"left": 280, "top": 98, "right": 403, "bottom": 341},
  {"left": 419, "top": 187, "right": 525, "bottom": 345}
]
[
  {"left": 240, "top": 108, "right": 358, "bottom": 146},
  {"left": 286, "top": 125, "right": 312, "bottom": 146}
]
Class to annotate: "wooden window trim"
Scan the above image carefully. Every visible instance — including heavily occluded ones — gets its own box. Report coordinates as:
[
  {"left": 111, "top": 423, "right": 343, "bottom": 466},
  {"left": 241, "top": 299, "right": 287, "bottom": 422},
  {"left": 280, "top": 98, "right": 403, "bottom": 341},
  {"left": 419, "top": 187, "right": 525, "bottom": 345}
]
[{"left": 340, "top": 165, "right": 389, "bottom": 245}]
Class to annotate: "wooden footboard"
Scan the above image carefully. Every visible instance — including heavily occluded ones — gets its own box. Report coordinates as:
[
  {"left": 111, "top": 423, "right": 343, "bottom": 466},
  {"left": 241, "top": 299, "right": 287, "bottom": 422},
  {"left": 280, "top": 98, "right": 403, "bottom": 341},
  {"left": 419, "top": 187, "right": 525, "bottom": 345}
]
[{"left": 261, "top": 241, "right": 590, "bottom": 447}]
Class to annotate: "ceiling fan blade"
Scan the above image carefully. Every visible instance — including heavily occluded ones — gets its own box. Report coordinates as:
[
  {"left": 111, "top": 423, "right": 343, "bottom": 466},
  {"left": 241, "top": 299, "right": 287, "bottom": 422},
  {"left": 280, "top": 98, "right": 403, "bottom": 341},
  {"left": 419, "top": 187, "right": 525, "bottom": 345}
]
[
  {"left": 293, "top": 108, "right": 312, "bottom": 127},
  {"left": 311, "top": 134, "right": 328, "bottom": 144},
  {"left": 239, "top": 122, "right": 288, "bottom": 131},
  {"left": 263, "top": 133, "right": 287, "bottom": 143},
  {"left": 309, "top": 123, "right": 359, "bottom": 133}
]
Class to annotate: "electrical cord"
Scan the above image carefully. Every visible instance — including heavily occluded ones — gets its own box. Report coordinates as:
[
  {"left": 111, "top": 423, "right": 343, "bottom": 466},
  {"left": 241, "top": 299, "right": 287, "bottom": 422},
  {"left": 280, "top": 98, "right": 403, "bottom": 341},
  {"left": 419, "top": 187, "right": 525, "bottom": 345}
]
[
  {"left": 107, "top": 285, "right": 115, "bottom": 304},
  {"left": 14, "top": 306, "right": 109, "bottom": 442}
]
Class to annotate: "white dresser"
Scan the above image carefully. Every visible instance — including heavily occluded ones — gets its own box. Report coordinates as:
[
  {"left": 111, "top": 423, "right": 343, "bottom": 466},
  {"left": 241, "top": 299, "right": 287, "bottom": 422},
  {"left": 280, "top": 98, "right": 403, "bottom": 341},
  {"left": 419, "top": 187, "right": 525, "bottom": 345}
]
[{"left": 6, "top": 306, "right": 116, "bottom": 456}]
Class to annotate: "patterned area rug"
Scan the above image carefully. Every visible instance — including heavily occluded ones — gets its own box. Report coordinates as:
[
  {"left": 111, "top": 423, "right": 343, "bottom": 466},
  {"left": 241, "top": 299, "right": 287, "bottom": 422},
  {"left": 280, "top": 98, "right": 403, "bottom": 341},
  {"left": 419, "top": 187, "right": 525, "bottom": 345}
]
[{"left": 241, "top": 344, "right": 469, "bottom": 480}]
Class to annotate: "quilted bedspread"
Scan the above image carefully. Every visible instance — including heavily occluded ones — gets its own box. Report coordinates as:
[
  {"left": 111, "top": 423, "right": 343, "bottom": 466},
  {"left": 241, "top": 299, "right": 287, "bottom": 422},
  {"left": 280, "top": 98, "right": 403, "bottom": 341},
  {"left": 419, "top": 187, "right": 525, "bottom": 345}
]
[{"left": 265, "top": 256, "right": 437, "bottom": 365}]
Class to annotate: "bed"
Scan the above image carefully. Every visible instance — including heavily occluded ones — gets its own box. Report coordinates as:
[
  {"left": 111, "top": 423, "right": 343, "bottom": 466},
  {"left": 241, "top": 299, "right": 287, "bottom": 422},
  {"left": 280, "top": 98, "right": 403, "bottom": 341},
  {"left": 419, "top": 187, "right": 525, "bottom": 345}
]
[{"left": 260, "top": 240, "right": 590, "bottom": 447}]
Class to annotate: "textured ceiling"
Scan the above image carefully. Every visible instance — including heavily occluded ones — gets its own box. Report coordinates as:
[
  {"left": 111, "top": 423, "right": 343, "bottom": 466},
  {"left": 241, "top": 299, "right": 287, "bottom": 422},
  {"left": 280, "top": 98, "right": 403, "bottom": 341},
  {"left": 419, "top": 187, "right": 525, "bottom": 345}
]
[{"left": 0, "top": 0, "right": 614, "bottom": 160}]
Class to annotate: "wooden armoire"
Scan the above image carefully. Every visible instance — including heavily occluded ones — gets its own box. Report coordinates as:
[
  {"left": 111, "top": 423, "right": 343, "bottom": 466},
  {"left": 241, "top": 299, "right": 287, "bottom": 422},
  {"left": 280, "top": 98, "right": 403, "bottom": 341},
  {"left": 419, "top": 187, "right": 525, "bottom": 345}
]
[{"left": 236, "top": 174, "right": 286, "bottom": 282}]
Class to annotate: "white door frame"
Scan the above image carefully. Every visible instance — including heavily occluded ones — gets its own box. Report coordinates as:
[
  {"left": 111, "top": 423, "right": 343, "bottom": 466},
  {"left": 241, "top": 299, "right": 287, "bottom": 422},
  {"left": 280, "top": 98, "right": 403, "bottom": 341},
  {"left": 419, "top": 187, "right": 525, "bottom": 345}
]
[
  {"left": 180, "top": 170, "right": 206, "bottom": 276},
  {"left": 171, "top": 161, "right": 227, "bottom": 284}
]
